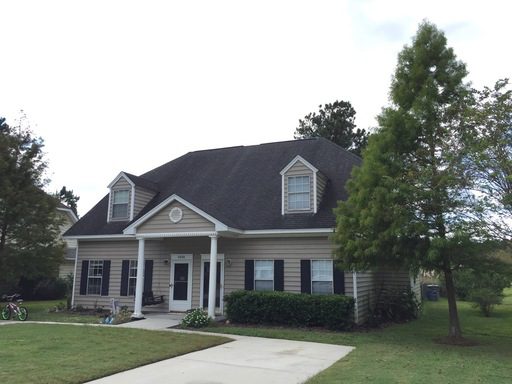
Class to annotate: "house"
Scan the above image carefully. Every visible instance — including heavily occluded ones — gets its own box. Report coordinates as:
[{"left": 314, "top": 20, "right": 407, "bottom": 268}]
[
  {"left": 57, "top": 202, "right": 78, "bottom": 278},
  {"left": 64, "top": 138, "right": 419, "bottom": 323}
]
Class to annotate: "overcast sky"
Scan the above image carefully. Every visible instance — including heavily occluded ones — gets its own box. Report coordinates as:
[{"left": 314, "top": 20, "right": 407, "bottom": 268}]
[{"left": 1, "top": 0, "right": 510, "bottom": 216}]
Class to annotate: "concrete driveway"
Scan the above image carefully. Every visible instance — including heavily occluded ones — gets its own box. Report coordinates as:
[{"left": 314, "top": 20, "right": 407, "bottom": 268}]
[
  {"left": 87, "top": 314, "right": 354, "bottom": 384},
  {"left": 87, "top": 334, "right": 352, "bottom": 384}
]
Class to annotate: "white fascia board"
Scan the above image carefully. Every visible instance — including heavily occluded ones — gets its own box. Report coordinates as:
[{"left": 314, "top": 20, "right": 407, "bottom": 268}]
[
  {"left": 239, "top": 228, "right": 334, "bottom": 238},
  {"left": 123, "top": 194, "right": 229, "bottom": 235},
  {"left": 279, "top": 155, "right": 319, "bottom": 175},
  {"left": 107, "top": 172, "right": 136, "bottom": 189},
  {"left": 136, "top": 231, "right": 217, "bottom": 239},
  {"left": 63, "top": 234, "right": 136, "bottom": 241},
  {"left": 57, "top": 207, "right": 79, "bottom": 223}
]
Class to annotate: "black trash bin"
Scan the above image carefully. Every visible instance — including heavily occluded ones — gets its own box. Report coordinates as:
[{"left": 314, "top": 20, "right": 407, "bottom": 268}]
[{"left": 426, "top": 284, "right": 440, "bottom": 301}]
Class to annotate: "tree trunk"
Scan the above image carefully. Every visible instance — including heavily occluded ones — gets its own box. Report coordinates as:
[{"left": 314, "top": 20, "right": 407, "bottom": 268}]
[{"left": 443, "top": 267, "right": 463, "bottom": 339}]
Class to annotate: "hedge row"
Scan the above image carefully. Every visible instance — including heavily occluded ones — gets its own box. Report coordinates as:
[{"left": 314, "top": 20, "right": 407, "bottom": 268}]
[{"left": 224, "top": 290, "right": 355, "bottom": 330}]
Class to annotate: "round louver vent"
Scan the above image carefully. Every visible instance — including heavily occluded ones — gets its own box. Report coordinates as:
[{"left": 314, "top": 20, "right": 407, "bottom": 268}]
[{"left": 169, "top": 207, "right": 183, "bottom": 223}]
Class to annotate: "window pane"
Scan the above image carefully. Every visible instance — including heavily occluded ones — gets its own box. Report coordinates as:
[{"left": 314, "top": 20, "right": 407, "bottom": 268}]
[
  {"left": 288, "top": 176, "right": 309, "bottom": 193},
  {"left": 288, "top": 176, "right": 310, "bottom": 210},
  {"left": 87, "top": 278, "right": 101, "bottom": 295},
  {"left": 312, "top": 281, "right": 333, "bottom": 295},
  {"left": 255, "top": 280, "right": 273, "bottom": 291},
  {"left": 312, "top": 260, "right": 333, "bottom": 281},
  {"left": 255, "top": 260, "right": 273, "bottom": 280},
  {"left": 113, "top": 190, "right": 129, "bottom": 203},
  {"left": 112, "top": 203, "right": 128, "bottom": 218},
  {"left": 288, "top": 192, "right": 310, "bottom": 210}
]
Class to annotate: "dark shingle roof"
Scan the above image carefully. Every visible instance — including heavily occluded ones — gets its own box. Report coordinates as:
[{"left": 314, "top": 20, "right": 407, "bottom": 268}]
[
  {"left": 123, "top": 172, "right": 159, "bottom": 192},
  {"left": 65, "top": 138, "right": 361, "bottom": 236}
]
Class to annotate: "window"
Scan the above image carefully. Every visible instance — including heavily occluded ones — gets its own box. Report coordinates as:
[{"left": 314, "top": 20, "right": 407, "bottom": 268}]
[
  {"left": 254, "top": 260, "right": 273, "bottom": 291},
  {"left": 87, "top": 260, "right": 104, "bottom": 295},
  {"left": 112, "top": 190, "right": 129, "bottom": 219},
  {"left": 128, "top": 260, "right": 137, "bottom": 296},
  {"left": 311, "top": 260, "right": 333, "bottom": 294},
  {"left": 288, "top": 176, "right": 310, "bottom": 210}
]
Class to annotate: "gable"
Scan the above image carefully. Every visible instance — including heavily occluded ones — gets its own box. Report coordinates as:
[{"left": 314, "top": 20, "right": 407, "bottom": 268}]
[{"left": 137, "top": 201, "right": 215, "bottom": 234}]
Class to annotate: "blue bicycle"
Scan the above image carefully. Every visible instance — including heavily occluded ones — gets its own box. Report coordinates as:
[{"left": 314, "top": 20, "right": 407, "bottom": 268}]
[{"left": 1, "top": 294, "right": 28, "bottom": 321}]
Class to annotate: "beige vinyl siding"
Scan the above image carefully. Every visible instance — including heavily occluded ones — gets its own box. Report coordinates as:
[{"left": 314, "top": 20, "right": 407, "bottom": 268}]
[
  {"left": 220, "top": 237, "right": 352, "bottom": 296},
  {"left": 109, "top": 177, "right": 132, "bottom": 222},
  {"left": 74, "top": 240, "right": 166, "bottom": 310},
  {"left": 137, "top": 202, "right": 215, "bottom": 234},
  {"left": 133, "top": 187, "right": 156, "bottom": 217},
  {"left": 316, "top": 172, "right": 328, "bottom": 209},
  {"left": 59, "top": 260, "right": 75, "bottom": 279},
  {"left": 354, "top": 272, "right": 377, "bottom": 324},
  {"left": 283, "top": 161, "right": 314, "bottom": 214}
]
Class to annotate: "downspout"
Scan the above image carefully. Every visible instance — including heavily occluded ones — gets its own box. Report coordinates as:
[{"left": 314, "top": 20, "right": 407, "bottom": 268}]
[
  {"left": 352, "top": 271, "right": 359, "bottom": 324},
  {"left": 71, "top": 244, "right": 79, "bottom": 308}
]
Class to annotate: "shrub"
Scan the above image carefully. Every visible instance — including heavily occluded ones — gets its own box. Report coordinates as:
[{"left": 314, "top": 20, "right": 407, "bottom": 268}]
[
  {"left": 468, "top": 288, "right": 503, "bottom": 317},
  {"left": 182, "top": 308, "right": 210, "bottom": 328},
  {"left": 224, "top": 290, "right": 354, "bottom": 330},
  {"left": 369, "top": 288, "right": 421, "bottom": 326}
]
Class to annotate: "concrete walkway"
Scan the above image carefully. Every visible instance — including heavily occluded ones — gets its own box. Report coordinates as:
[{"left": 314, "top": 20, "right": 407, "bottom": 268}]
[{"left": 86, "top": 313, "right": 354, "bottom": 384}]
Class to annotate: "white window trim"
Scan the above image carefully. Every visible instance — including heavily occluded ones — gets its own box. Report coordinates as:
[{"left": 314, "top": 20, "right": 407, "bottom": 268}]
[
  {"left": 106, "top": 172, "right": 135, "bottom": 223},
  {"left": 311, "top": 259, "right": 334, "bottom": 295},
  {"left": 287, "top": 175, "right": 311, "bottom": 211},
  {"left": 128, "top": 260, "right": 138, "bottom": 296},
  {"left": 86, "top": 260, "right": 104, "bottom": 296},
  {"left": 280, "top": 156, "right": 318, "bottom": 214},
  {"left": 254, "top": 259, "right": 274, "bottom": 291},
  {"left": 111, "top": 189, "right": 131, "bottom": 220}
]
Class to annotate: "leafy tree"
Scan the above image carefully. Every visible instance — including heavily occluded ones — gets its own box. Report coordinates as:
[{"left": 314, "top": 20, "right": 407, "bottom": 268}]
[
  {"left": 294, "top": 100, "right": 369, "bottom": 156},
  {"left": 0, "top": 116, "right": 64, "bottom": 293},
  {"left": 464, "top": 79, "right": 512, "bottom": 239},
  {"left": 57, "top": 186, "right": 80, "bottom": 217},
  {"left": 334, "top": 22, "right": 478, "bottom": 340}
]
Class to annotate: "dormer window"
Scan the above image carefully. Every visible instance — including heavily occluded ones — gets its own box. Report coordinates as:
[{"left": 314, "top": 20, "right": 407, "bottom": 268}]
[
  {"left": 280, "top": 155, "right": 328, "bottom": 215},
  {"left": 112, "top": 190, "right": 130, "bottom": 219},
  {"left": 288, "top": 176, "right": 310, "bottom": 210}
]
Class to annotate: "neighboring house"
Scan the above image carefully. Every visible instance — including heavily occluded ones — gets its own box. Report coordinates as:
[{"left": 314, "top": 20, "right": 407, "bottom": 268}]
[
  {"left": 64, "top": 138, "right": 419, "bottom": 323},
  {"left": 57, "top": 202, "right": 79, "bottom": 279}
]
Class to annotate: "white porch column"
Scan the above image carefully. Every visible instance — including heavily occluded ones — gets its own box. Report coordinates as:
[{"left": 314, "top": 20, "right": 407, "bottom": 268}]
[
  {"left": 132, "top": 238, "right": 146, "bottom": 318},
  {"left": 207, "top": 234, "right": 218, "bottom": 318}
]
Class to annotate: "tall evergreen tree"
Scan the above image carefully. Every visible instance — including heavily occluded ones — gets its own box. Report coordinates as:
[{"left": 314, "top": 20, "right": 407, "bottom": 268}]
[
  {"left": 334, "top": 22, "right": 476, "bottom": 340},
  {"left": 0, "top": 116, "right": 64, "bottom": 292},
  {"left": 57, "top": 186, "right": 80, "bottom": 217},
  {"left": 294, "top": 100, "right": 369, "bottom": 156}
]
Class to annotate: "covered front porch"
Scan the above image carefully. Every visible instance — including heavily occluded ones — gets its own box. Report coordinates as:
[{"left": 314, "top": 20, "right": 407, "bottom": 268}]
[{"left": 132, "top": 232, "right": 224, "bottom": 319}]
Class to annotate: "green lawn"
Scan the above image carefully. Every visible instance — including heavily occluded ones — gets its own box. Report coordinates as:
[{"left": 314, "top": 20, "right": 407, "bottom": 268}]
[
  {"left": 18, "top": 300, "right": 103, "bottom": 324},
  {"left": 0, "top": 323, "right": 230, "bottom": 384},
  {"left": 205, "top": 288, "right": 512, "bottom": 384}
]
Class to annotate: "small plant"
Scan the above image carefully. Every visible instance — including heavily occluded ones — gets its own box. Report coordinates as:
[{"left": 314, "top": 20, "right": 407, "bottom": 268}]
[
  {"left": 182, "top": 308, "right": 210, "bottom": 328},
  {"left": 469, "top": 288, "right": 503, "bottom": 317},
  {"left": 113, "top": 306, "right": 132, "bottom": 324}
]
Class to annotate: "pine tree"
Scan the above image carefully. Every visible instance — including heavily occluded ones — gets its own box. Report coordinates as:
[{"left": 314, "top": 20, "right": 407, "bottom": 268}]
[
  {"left": 334, "top": 21, "right": 476, "bottom": 340},
  {"left": 0, "top": 116, "right": 64, "bottom": 292}
]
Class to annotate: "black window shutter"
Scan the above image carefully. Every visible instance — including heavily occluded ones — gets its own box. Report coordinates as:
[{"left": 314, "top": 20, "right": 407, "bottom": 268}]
[
  {"left": 300, "top": 260, "right": 311, "bottom": 294},
  {"left": 244, "top": 260, "right": 254, "bottom": 290},
  {"left": 333, "top": 262, "right": 345, "bottom": 294},
  {"left": 101, "top": 260, "right": 111, "bottom": 296},
  {"left": 120, "top": 260, "right": 129, "bottom": 296},
  {"left": 144, "top": 259, "right": 153, "bottom": 293},
  {"left": 274, "top": 260, "right": 284, "bottom": 291},
  {"left": 79, "top": 260, "right": 89, "bottom": 295}
]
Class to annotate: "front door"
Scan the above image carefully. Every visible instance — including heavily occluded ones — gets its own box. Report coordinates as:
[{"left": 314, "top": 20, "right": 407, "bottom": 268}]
[
  {"left": 170, "top": 254, "right": 193, "bottom": 311},
  {"left": 200, "top": 254, "right": 224, "bottom": 313}
]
